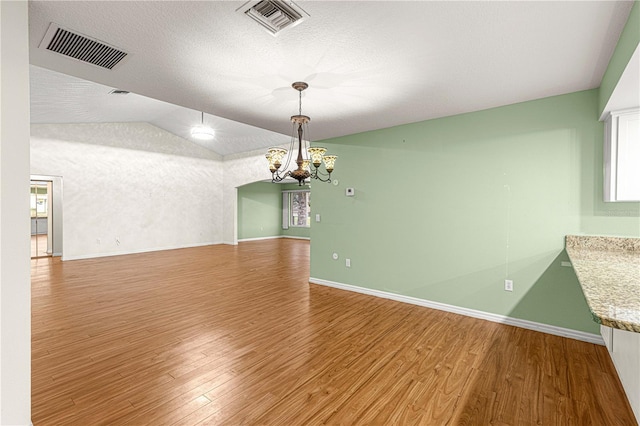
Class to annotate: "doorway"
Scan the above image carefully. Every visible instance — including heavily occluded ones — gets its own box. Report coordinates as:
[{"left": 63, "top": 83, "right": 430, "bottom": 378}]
[{"left": 30, "top": 180, "right": 52, "bottom": 258}]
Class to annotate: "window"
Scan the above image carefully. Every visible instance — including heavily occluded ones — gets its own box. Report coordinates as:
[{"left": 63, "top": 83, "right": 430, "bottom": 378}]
[
  {"left": 30, "top": 183, "right": 48, "bottom": 218},
  {"left": 290, "top": 191, "right": 310, "bottom": 227},
  {"left": 282, "top": 190, "right": 310, "bottom": 229}
]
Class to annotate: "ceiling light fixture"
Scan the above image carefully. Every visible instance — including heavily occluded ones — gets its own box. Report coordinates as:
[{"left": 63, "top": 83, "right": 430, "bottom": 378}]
[
  {"left": 265, "top": 82, "right": 337, "bottom": 185},
  {"left": 191, "top": 112, "right": 215, "bottom": 141}
]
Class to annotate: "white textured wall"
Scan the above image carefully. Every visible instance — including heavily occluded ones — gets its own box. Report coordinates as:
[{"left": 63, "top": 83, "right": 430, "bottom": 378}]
[
  {"left": 1, "top": 1, "right": 32, "bottom": 423},
  {"left": 31, "top": 123, "right": 224, "bottom": 260}
]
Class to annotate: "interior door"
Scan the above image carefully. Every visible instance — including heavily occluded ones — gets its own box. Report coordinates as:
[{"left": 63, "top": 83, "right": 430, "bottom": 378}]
[{"left": 30, "top": 180, "right": 52, "bottom": 258}]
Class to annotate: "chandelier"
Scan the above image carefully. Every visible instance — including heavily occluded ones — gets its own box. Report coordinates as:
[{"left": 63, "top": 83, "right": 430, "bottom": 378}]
[{"left": 265, "top": 82, "right": 337, "bottom": 185}]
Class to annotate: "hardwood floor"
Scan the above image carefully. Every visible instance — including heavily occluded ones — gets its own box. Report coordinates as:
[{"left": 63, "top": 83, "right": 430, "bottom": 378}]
[
  {"left": 31, "top": 233, "right": 49, "bottom": 258},
  {"left": 32, "top": 239, "right": 636, "bottom": 425}
]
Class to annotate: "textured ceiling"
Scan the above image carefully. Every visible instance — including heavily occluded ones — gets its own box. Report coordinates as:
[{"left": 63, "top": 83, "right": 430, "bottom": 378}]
[
  {"left": 29, "top": 66, "right": 289, "bottom": 156},
  {"left": 28, "top": 1, "right": 635, "bottom": 156}
]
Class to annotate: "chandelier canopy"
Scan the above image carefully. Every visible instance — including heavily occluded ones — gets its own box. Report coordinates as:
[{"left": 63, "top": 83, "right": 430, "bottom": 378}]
[{"left": 265, "top": 82, "right": 337, "bottom": 185}]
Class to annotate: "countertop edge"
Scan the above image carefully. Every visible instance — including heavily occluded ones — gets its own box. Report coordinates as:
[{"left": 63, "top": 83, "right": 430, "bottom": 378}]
[{"left": 566, "top": 235, "right": 640, "bottom": 333}]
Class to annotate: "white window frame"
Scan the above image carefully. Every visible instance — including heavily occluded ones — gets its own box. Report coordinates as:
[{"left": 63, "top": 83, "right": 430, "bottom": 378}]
[{"left": 282, "top": 189, "right": 310, "bottom": 229}]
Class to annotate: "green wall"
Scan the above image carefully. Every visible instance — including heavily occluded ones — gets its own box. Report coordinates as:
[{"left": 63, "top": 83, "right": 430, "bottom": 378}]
[
  {"left": 237, "top": 182, "right": 282, "bottom": 240},
  {"left": 281, "top": 226, "right": 311, "bottom": 239},
  {"left": 310, "top": 89, "right": 640, "bottom": 334},
  {"left": 237, "top": 182, "right": 311, "bottom": 240},
  {"left": 599, "top": 0, "right": 640, "bottom": 115}
]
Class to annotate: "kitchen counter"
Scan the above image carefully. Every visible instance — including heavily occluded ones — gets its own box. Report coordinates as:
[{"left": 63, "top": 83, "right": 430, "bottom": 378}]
[{"left": 566, "top": 235, "right": 640, "bottom": 333}]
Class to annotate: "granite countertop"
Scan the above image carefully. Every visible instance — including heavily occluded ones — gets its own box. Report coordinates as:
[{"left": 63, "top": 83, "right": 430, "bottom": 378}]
[{"left": 566, "top": 235, "right": 640, "bottom": 333}]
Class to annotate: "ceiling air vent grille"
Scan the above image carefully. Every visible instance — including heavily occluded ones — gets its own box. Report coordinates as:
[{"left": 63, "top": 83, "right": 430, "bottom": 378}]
[
  {"left": 38, "top": 24, "right": 128, "bottom": 70},
  {"left": 237, "top": 0, "right": 309, "bottom": 36}
]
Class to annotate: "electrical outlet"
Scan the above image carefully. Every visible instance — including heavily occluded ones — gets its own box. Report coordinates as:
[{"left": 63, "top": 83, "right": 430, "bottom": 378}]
[
  {"left": 315, "top": 214, "right": 321, "bottom": 222},
  {"left": 346, "top": 258, "right": 351, "bottom": 268},
  {"left": 504, "top": 279, "right": 513, "bottom": 292}
]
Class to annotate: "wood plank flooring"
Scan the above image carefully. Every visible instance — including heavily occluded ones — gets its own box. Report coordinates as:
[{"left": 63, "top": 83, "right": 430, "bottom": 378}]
[
  {"left": 32, "top": 239, "right": 637, "bottom": 425},
  {"left": 31, "top": 233, "right": 49, "bottom": 258}
]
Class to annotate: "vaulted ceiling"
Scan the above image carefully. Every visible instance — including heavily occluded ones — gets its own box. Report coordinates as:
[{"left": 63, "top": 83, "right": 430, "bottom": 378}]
[{"left": 29, "top": 1, "right": 635, "bottom": 156}]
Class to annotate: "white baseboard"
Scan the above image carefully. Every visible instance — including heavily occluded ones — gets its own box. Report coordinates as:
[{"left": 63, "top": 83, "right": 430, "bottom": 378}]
[
  {"left": 309, "top": 277, "right": 604, "bottom": 345},
  {"left": 237, "top": 236, "right": 310, "bottom": 242},
  {"left": 237, "top": 236, "right": 281, "bottom": 242},
  {"left": 62, "top": 241, "right": 223, "bottom": 261}
]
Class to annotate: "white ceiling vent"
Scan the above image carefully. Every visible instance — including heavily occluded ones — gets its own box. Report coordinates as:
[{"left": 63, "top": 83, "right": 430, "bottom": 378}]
[
  {"left": 38, "top": 23, "right": 128, "bottom": 70},
  {"left": 237, "top": 0, "right": 309, "bottom": 36}
]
